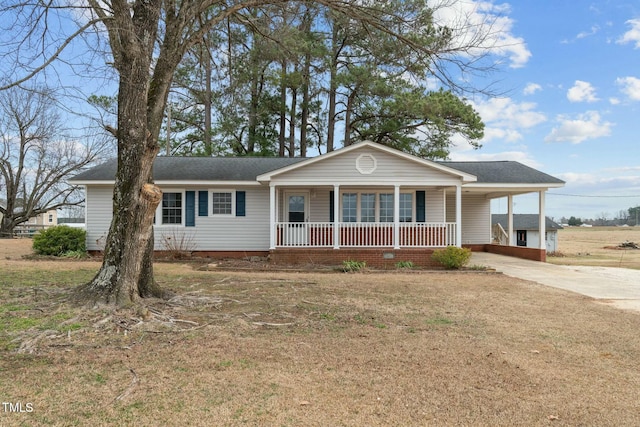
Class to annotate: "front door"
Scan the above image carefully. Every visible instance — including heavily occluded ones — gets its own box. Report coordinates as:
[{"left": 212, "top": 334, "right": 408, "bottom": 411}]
[
  {"left": 516, "top": 230, "right": 527, "bottom": 247},
  {"left": 285, "top": 193, "right": 308, "bottom": 245}
]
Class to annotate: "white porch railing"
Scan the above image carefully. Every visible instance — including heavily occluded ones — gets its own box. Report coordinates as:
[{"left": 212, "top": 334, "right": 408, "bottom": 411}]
[{"left": 275, "top": 222, "right": 457, "bottom": 248}]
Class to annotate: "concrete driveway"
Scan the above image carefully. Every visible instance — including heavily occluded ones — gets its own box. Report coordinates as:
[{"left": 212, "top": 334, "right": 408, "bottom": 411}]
[{"left": 471, "top": 252, "right": 640, "bottom": 312}]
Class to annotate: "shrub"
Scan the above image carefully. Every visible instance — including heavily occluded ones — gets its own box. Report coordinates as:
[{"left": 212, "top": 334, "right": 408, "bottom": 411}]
[
  {"left": 32, "top": 226, "right": 86, "bottom": 257},
  {"left": 431, "top": 246, "right": 471, "bottom": 269},
  {"left": 342, "top": 260, "right": 366, "bottom": 272},
  {"left": 159, "top": 228, "right": 196, "bottom": 259},
  {"left": 395, "top": 260, "right": 414, "bottom": 269}
]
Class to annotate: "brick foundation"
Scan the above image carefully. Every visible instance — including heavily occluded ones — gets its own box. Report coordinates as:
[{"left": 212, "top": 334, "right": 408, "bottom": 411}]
[
  {"left": 269, "top": 248, "right": 443, "bottom": 269},
  {"left": 90, "top": 244, "right": 546, "bottom": 265},
  {"left": 484, "top": 244, "right": 546, "bottom": 262}
]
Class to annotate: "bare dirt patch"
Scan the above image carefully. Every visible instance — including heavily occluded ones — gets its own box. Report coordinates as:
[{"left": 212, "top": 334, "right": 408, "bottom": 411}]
[
  {"left": 548, "top": 226, "right": 640, "bottom": 269},
  {"left": 1, "top": 240, "right": 640, "bottom": 425}
]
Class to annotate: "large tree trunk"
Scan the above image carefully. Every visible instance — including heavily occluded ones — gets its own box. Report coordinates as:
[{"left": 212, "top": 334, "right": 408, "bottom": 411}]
[{"left": 76, "top": 0, "right": 167, "bottom": 306}]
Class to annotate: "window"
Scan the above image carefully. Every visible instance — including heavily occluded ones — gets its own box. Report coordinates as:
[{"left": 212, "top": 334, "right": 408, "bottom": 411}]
[
  {"left": 162, "top": 192, "right": 182, "bottom": 224},
  {"left": 212, "top": 192, "right": 232, "bottom": 215},
  {"left": 342, "top": 193, "right": 357, "bottom": 222},
  {"left": 48, "top": 214, "right": 53, "bottom": 223},
  {"left": 399, "top": 193, "right": 413, "bottom": 222},
  {"left": 379, "top": 194, "right": 394, "bottom": 222},
  {"left": 337, "top": 191, "right": 417, "bottom": 222},
  {"left": 361, "top": 194, "right": 376, "bottom": 222}
]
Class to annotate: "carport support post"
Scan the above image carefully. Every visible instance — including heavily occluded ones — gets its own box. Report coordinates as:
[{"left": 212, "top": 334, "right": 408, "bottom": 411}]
[
  {"left": 507, "top": 195, "right": 514, "bottom": 246},
  {"left": 333, "top": 185, "right": 340, "bottom": 249},
  {"left": 539, "top": 191, "right": 546, "bottom": 250},
  {"left": 455, "top": 184, "right": 462, "bottom": 247},
  {"left": 394, "top": 185, "right": 400, "bottom": 249}
]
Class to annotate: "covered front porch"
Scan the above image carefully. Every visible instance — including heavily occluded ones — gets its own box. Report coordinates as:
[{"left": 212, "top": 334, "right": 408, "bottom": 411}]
[{"left": 268, "top": 184, "right": 463, "bottom": 250}]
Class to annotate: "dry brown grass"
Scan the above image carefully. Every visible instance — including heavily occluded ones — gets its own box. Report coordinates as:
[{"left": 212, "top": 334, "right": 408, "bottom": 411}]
[
  {"left": 1, "top": 240, "right": 640, "bottom": 426},
  {"left": 548, "top": 226, "right": 640, "bottom": 269}
]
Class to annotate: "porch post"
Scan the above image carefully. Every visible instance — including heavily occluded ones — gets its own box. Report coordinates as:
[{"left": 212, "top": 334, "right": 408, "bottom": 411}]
[
  {"left": 507, "top": 194, "right": 514, "bottom": 246},
  {"left": 394, "top": 185, "right": 400, "bottom": 249},
  {"left": 538, "top": 190, "right": 546, "bottom": 250},
  {"left": 333, "top": 185, "right": 340, "bottom": 249},
  {"left": 455, "top": 184, "right": 462, "bottom": 247},
  {"left": 269, "top": 185, "right": 276, "bottom": 249}
]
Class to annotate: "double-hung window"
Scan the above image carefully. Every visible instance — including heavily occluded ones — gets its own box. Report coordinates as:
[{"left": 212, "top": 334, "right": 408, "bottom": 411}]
[
  {"left": 162, "top": 192, "right": 183, "bottom": 224},
  {"left": 361, "top": 194, "right": 376, "bottom": 222},
  {"left": 342, "top": 193, "right": 357, "bottom": 222},
  {"left": 399, "top": 193, "right": 413, "bottom": 222},
  {"left": 212, "top": 192, "right": 233, "bottom": 215},
  {"left": 379, "top": 194, "right": 394, "bottom": 222}
]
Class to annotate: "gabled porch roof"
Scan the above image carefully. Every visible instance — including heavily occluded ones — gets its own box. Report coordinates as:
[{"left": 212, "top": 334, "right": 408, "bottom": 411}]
[{"left": 256, "top": 141, "right": 477, "bottom": 184}]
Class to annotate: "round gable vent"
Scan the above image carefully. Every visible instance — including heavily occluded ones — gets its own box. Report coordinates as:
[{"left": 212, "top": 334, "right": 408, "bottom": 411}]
[{"left": 356, "top": 153, "right": 377, "bottom": 174}]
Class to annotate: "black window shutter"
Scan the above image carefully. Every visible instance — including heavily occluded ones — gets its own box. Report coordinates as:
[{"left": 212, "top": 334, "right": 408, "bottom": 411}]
[
  {"left": 236, "top": 191, "right": 246, "bottom": 216},
  {"left": 416, "top": 190, "right": 426, "bottom": 222},
  {"left": 185, "top": 191, "right": 196, "bottom": 226},
  {"left": 198, "top": 191, "right": 208, "bottom": 216},
  {"left": 329, "top": 190, "right": 334, "bottom": 222}
]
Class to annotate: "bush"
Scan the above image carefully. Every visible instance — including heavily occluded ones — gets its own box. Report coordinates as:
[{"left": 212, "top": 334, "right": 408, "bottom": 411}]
[
  {"left": 342, "top": 260, "right": 366, "bottom": 272},
  {"left": 431, "top": 246, "right": 471, "bottom": 269},
  {"left": 32, "top": 226, "right": 86, "bottom": 257},
  {"left": 395, "top": 261, "right": 414, "bottom": 269}
]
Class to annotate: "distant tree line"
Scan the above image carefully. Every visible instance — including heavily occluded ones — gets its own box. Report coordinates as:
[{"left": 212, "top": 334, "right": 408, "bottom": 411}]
[{"left": 559, "top": 205, "right": 640, "bottom": 227}]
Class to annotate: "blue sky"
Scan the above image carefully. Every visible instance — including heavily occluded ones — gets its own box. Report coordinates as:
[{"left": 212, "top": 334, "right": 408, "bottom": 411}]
[{"left": 446, "top": 1, "right": 640, "bottom": 221}]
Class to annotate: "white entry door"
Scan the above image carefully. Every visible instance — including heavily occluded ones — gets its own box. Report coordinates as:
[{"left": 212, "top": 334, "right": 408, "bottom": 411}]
[{"left": 285, "top": 193, "right": 308, "bottom": 245}]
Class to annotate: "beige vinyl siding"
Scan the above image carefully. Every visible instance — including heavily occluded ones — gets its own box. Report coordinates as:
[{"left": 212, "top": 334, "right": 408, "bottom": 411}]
[
  {"left": 273, "top": 148, "right": 459, "bottom": 184},
  {"left": 155, "top": 186, "right": 270, "bottom": 251},
  {"left": 445, "top": 192, "right": 491, "bottom": 244},
  {"left": 85, "top": 186, "right": 114, "bottom": 250},
  {"left": 426, "top": 188, "right": 445, "bottom": 222},
  {"left": 86, "top": 185, "right": 271, "bottom": 251},
  {"left": 309, "top": 190, "right": 331, "bottom": 222},
  {"left": 461, "top": 194, "right": 491, "bottom": 244}
]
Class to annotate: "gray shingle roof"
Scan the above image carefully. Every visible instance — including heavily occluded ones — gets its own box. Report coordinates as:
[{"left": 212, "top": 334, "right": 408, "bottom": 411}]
[
  {"left": 72, "top": 156, "right": 564, "bottom": 185},
  {"left": 439, "top": 161, "right": 565, "bottom": 185},
  {"left": 492, "top": 214, "right": 563, "bottom": 230},
  {"left": 72, "top": 157, "right": 307, "bottom": 182}
]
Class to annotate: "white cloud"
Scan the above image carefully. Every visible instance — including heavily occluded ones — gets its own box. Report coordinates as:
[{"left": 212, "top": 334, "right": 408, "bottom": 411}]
[
  {"left": 567, "top": 80, "right": 598, "bottom": 103},
  {"left": 604, "top": 165, "right": 640, "bottom": 173},
  {"left": 556, "top": 172, "right": 600, "bottom": 185},
  {"left": 617, "top": 19, "right": 640, "bottom": 48},
  {"left": 523, "top": 83, "right": 542, "bottom": 95},
  {"left": 432, "top": 1, "right": 531, "bottom": 68},
  {"left": 472, "top": 97, "right": 546, "bottom": 142},
  {"left": 482, "top": 127, "right": 523, "bottom": 143},
  {"left": 557, "top": 172, "right": 640, "bottom": 192},
  {"left": 576, "top": 25, "right": 600, "bottom": 39},
  {"left": 609, "top": 97, "right": 621, "bottom": 105},
  {"left": 616, "top": 76, "right": 640, "bottom": 101},
  {"left": 474, "top": 98, "right": 546, "bottom": 128},
  {"left": 544, "top": 111, "right": 613, "bottom": 144}
]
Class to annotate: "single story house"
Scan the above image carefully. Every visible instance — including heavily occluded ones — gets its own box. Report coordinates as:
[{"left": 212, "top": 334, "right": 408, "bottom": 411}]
[
  {"left": 70, "top": 141, "right": 565, "bottom": 266},
  {"left": 492, "top": 214, "right": 563, "bottom": 253}
]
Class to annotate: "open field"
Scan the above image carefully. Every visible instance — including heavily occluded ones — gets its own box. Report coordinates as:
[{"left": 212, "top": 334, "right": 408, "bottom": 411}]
[
  {"left": 1, "top": 239, "right": 640, "bottom": 425},
  {"left": 548, "top": 226, "right": 640, "bottom": 269}
]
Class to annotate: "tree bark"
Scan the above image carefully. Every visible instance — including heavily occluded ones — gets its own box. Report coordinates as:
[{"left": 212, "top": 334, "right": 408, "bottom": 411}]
[{"left": 76, "top": 0, "right": 167, "bottom": 305}]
